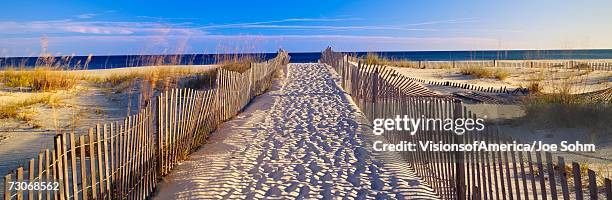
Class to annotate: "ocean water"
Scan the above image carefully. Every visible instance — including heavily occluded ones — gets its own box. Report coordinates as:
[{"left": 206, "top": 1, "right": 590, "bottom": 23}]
[{"left": 1, "top": 49, "right": 612, "bottom": 69}]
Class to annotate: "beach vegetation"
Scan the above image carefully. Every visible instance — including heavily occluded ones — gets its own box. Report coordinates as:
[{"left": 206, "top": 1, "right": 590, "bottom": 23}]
[
  {"left": 460, "top": 66, "right": 509, "bottom": 80},
  {"left": 183, "top": 72, "right": 217, "bottom": 90},
  {"left": 216, "top": 54, "right": 263, "bottom": 73},
  {"left": 572, "top": 63, "right": 591, "bottom": 70},
  {"left": 363, "top": 53, "right": 415, "bottom": 68},
  {"left": 527, "top": 81, "right": 543, "bottom": 94},
  {"left": 521, "top": 75, "right": 611, "bottom": 131},
  {"left": 0, "top": 93, "right": 61, "bottom": 119},
  {"left": 220, "top": 59, "right": 253, "bottom": 73},
  {"left": 0, "top": 67, "right": 79, "bottom": 91}
]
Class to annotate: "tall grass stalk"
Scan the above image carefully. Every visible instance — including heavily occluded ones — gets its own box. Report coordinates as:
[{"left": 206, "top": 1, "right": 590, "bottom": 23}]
[{"left": 363, "top": 53, "right": 416, "bottom": 68}]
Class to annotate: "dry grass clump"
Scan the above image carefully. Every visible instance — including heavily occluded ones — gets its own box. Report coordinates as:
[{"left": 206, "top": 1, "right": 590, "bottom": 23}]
[
  {"left": 363, "top": 53, "right": 415, "bottom": 68},
  {"left": 522, "top": 90, "right": 611, "bottom": 130},
  {"left": 183, "top": 72, "right": 217, "bottom": 90},
  {"left": 104, "top": 73, "right": 140, "bottom": 87},
  {"left": 572, "top": 63, "right": 591, "bottom": 70},
  {"left": 220, "top": 60, "right": 252, "bottom": 73},
  {"left": 521, "top": 68, "right": 610, "bottom": 133},
  {"left": 217, "top": 54, "right": 263, "bottom": 73},
  {"left": 0, "top": 94, "right": 61, "bottom": 119},
  {"left": 98, "top": 67, "right": 202, "bottom": 87},
  {"left": 0, "top": 67, "right": 79, "bottom": 91},
  {"left": 364, "top": 53, "right": 387, "bottom": 66},
  {"left": 460, "top": 66, "right": 509, "bottom": 80},
  {"left": 388, "top": 60, "right": 414, "bottom": 68},
  {"left": 527, "top": 82, "right": 543, "bottom": 94}
]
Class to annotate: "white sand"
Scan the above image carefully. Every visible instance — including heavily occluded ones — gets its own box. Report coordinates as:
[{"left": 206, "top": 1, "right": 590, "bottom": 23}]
[
  {"left": 391, "top": 67, "right": 611, "bottom": 95},
  {"left": 153, "top": 63, "right": 438, "bottom": 199},
  {"left": 0, "top": 65, "right": 218, "bottom": 181}
]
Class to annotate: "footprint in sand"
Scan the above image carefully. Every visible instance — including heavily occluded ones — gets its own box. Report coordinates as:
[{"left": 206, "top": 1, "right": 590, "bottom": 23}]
[{"left": 154, "top": 64, "right": 437, "bottom": 199}]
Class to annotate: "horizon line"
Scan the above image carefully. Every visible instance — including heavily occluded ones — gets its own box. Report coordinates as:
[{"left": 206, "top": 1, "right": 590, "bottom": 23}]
[{"left": 1, "top": 47, "right": 612, "bottom": 58}]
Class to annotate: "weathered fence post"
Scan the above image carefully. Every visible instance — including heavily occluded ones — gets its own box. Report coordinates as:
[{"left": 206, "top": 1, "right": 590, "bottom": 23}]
[
  {"left": 371, "top": 67, "right": 379, "bottom": 120},
  {"left": 4, "top": 174, "right": 11, "bottom": 200},
  {"left": 249, "top": 62, "right": 254, "bottom": 98},
  {"left": 588, "top": 169, "right": 597, "bottom": 200},
  {"left": 454, "top": 100, "right": 466, "bottom": 200}
]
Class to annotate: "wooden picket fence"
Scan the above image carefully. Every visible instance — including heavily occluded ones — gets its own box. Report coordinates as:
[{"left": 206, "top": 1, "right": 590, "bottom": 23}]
[
  {"left": 2, "top": 50, "right": 289, "bottom": 200},
  {"left": 407, "top": 78, "right": 530, "bottom": 95},
  {"left": 359, "top": 58, "right": 612, "bottom": 71},
  {"left": 322, "top": 48, "right": 612, "bottom": 200},
  {"left": 339, "top": 55, "right": 531, "bottom": 95},
  {"left": 157, "top": 54, "right": 287, "bottom": 176}
]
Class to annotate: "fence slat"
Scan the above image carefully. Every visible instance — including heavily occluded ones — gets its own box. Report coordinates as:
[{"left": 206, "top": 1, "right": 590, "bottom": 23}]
[
  {"left": 588, "top": 169, "right": 597, "bottom": 200},
  {"left": 60, "top": 135, "right": 70, "bottom": 200},
  {"left": 572, "top": 162, "right": 584, "bottom": 200},
  {"left": 102, "top": 124, "right": 111, "bottom": 200},
  {"left": 87, "top": 128, "right": 98, "bottom": 199},
  {"left": 28, "top": 159, "right": 34, "bottom": 200},
  {"left": 79, "top": 135, "right": 88, "bottom": 200},
  {"left": 4, "top": 174, "right": 11, "bottom": 200},
  {"left": 50, "top": 151, "right": 57, "bottom": 199},
  {"left": 37, "top": 152, "right": 43, "bottom": 200},
  {"left": 95, "top": 124, "right": 105, "bottom": 198},
  {"left": 605, "top": 178, "right": 611, "bottom": 200},
  {"left": 535, "top": 151, "right": 546, "bottom": 200},
  {"left": 557, "top": 156, "right": 570, "bottom": 199},
  {"left": 17, "top": 168, "right": 23, "bottom": 200},
  {"left": 526, "top": 153, "right": 538, "bottom": 200},
  {"left": 545, "top": 152, "right": 557, "bottom": 199},
  {"left": 69, "top": 133, "right": 78, "bottom": 200},
  {"left": 54, "top": 136, "right": 65, "bottom": 200}
]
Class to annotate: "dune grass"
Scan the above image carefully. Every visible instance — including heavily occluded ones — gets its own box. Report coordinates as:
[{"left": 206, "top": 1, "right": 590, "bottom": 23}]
[
  {"left": 95, "top": 66, "right": 216, "bottom": 94},
  {"left": 217, "top": 54, "right": 263, "bottom": 73},
  {"left": 220, "top": 60, "right": 253, "bottom": 73},
  {"left": 519, "top": 65, "right": 611, "bottom": 130},
  {"left": 0, "top": 93, "right": 61, "bottom": 119},
  {"left": 526, "top": 82, "right": 543, "bottom": 94},
  {"left": 0, "top": 67, "right": 79, "bottom": 91},
  {"left": 572, "top": 63, "right": 592, "bottom": 70},
  {"left": 460, "top": 66, "right": 509, "bottom": 80},
  {"left": 523, "top": 95, "right": 611, "bottom": 130},
  {"left": 363, "top": 53, "right": 415, "bottom": 68}
]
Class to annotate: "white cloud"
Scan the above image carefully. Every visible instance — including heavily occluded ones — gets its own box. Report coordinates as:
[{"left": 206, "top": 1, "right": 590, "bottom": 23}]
[
  {"left": 195, "top": 18, "right": 482, "bottom": 32},
  {"left": 76, "top": 13, "right": 97, "bottom": 19},
  {"left": 0, "top": 20, "right": 205, "bottom": 35},
  {"left": 63, "top": 25, "right": 134, "bottom": 34},
  {"left": 199, "top": 18, "right": 360, "bottom": 29},
  {"left": 235, "top": 25, "right": 435, "bottom": 31},
  {"left": 405, "top": 18, "right": 478, "bottom": 26}
]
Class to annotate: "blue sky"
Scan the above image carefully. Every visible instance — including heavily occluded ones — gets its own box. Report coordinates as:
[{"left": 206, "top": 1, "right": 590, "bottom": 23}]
[{"left": 1, "top": 0, "right": 611, "bottom": 56}]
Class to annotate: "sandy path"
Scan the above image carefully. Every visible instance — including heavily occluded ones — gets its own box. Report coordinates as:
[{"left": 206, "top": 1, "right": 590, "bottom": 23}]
[{"left": 153, "top": 63, "right": 438, "bottom": 199}]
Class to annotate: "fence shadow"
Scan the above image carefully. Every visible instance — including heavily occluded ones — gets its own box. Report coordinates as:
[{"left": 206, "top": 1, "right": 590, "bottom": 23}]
[
  {"left": 321, "top": 47, "right": 612, "bottom": 200},
  {"left": 2, "top": 50, "right": 290, "bottom": 200}
]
